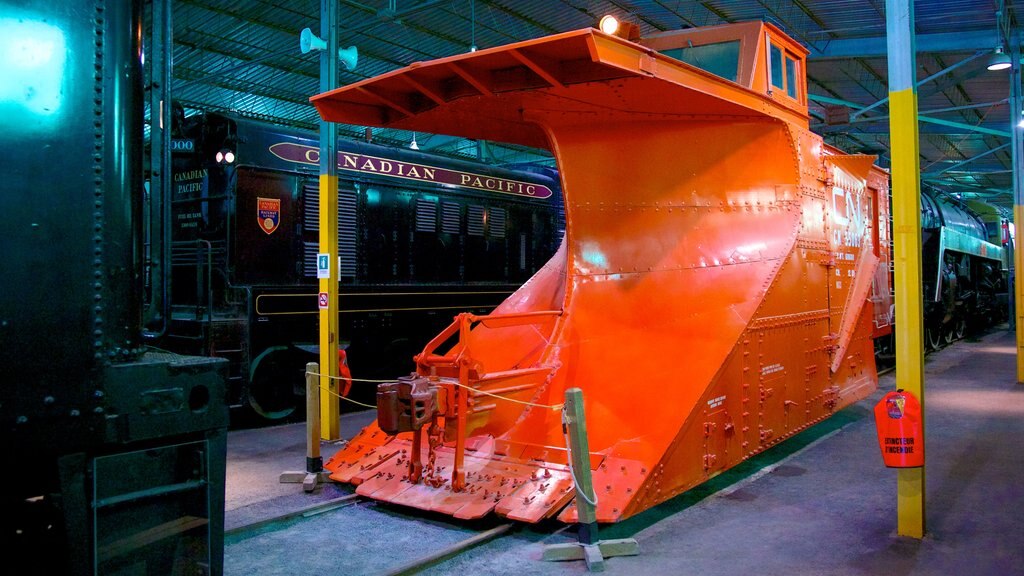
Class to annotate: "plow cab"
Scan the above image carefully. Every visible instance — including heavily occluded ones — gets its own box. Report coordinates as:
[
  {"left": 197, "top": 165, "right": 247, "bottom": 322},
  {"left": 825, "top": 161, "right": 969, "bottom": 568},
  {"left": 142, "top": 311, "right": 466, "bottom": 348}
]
[{"left": 319, "top": 20, "right": 889, "bottom": 523}]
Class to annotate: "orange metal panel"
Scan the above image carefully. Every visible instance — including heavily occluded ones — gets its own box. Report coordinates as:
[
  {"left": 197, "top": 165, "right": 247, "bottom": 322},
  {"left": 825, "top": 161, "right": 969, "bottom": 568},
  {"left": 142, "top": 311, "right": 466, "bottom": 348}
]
[{"left": 314, "top": 22, "right": 890, "bottom": 524}]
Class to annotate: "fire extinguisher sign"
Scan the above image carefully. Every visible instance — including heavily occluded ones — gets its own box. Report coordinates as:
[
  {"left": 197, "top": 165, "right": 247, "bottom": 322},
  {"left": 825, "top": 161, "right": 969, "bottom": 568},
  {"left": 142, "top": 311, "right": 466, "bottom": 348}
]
[{"left": 873, "top": 390, "right": 924, "bottom": 468}]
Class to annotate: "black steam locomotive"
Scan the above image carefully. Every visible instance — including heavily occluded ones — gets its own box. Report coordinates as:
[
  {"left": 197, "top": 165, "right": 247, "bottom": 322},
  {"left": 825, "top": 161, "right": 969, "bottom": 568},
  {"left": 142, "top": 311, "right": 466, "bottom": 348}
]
[
  {"left": 1, "top": 0, "right": 228, "bottom": 573},
  {"left": 159, "top": 112, "right": 563, "bottom": 419},
  {"left": 874, "top": 188, "right": 1010, "bottom": 360},
  {"left": 919, "top": 190, "right": 1009, "bottom": 349}
]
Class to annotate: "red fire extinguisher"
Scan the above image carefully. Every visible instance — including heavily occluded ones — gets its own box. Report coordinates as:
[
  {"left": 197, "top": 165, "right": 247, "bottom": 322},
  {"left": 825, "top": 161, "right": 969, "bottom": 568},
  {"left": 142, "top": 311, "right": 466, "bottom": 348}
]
[
  {"left": 338, "top": 349, "right": 353, "bottom": 397},
  {"left": 873, "top": 389, "right": 924, "bottom": 468}
]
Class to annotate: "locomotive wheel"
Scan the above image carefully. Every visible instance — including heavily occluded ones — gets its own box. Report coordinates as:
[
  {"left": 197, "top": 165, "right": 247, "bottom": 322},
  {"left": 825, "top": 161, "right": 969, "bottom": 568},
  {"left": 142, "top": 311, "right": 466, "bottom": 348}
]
[
  {"left": 925, "top": 326, "right": 943, "bottom": 351},
  {"left": 248, "top": 348, "right": 298, "bottom": 420}
]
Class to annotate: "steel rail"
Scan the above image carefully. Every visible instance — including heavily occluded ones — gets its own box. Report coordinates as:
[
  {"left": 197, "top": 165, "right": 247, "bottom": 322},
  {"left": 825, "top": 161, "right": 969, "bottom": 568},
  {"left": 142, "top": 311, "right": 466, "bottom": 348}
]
[
  {"left": 224, "top": 493, "right": 362, "bottom": 536},
  {"left": 378, "top": 523, "right": 515, "bottom": 576}
]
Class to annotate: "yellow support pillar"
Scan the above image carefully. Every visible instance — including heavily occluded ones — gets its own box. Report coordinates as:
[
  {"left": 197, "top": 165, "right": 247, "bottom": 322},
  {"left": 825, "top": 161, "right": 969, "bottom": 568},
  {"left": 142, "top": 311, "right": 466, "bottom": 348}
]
[
  {"left": 318, "top": 174, "right": 340, "bottom": 440},
  {"left": 1016, "top": 201, "right": 1024, "bottom": 384},
  {"left": 886, "top": 0, "right": 925, "bottom": 538},
  {"left": 317, "top": 0, "right": 341, "bottom": 440},
  {"left": 1010, "top": 35, "right": 1024, "bottom": 384}
]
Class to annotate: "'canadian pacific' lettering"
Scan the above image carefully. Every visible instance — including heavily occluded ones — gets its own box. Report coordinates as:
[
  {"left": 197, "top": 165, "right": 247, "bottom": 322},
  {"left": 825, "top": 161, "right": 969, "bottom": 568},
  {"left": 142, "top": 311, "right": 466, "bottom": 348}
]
[{"left": 268, "top": 142, "right": 552, "bottom": 199}]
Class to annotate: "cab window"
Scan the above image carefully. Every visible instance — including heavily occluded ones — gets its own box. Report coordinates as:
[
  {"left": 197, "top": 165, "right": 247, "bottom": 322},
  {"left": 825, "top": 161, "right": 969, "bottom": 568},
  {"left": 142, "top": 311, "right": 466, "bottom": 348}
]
[
  {"left": 661, "top": 40, "right": 741, "bottom": 83},
  {"left": 768, "top": 40, "right": 801, "bottom": 101},
  {"left": 770, "top": 44, "right": 784, "bottom": 89}
]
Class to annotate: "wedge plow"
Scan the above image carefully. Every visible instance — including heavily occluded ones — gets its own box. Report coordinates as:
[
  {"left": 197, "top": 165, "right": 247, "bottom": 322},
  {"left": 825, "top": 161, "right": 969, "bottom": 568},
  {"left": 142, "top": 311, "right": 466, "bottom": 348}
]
[{"left": 316, "top": 20, "right": 891, "bottom": 523}]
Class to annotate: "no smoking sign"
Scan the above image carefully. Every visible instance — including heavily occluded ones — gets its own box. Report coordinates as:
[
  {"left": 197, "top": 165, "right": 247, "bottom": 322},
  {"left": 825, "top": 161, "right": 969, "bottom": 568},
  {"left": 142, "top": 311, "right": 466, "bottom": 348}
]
[{"left": 318, "top": 292, "right": 329, "bottom": 309}]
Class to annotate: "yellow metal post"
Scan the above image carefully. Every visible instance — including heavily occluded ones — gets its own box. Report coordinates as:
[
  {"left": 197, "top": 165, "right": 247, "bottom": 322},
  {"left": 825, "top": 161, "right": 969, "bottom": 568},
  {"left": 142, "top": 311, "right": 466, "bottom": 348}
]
[
  {"left": 1009, "top": 34, "right": 1024, "bottom": 384},
  {"left": 886, "top": 0, "right": 925, "bottom": 538},
  {"left": 317, "top": 0, "right": 341, "bottom": 440},
  {"left": 1016, "top": 200, "right": 1024, "bottom": 384}
]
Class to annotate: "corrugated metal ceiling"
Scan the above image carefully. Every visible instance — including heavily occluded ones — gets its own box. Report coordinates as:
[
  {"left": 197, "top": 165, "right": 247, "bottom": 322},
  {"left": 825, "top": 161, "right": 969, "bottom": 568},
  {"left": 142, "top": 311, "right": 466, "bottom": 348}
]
[{"left": 169, "top": 0, "right": 1022, "bottom": 205}]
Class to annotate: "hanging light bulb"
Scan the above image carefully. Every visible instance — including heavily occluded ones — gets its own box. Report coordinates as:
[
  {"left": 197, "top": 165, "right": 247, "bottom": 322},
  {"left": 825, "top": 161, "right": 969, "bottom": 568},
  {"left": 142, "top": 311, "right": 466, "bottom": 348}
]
[
  {"left": 409, "top": 132, "right": 419, "bottom": 150},
  {"left": 987, "top": 46, "right": 1012, "bottom": 71}
]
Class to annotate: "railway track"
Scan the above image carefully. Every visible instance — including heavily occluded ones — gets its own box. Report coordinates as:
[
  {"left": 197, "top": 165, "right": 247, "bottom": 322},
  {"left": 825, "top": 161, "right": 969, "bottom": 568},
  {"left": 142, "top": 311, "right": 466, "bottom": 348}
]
[
  {"left": 224, "top": 493, "right": 530, "bottom": 575},
  {"left": 224, "top": 339, "right": 967, "bottom": 574}
]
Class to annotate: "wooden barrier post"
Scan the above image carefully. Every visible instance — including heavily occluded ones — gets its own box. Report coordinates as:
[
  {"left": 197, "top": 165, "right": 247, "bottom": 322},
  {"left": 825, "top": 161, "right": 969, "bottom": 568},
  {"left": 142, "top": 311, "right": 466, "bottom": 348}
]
[
  {"left": 280, "top": 362, "right": 333, "bottom": 491},
  {"left": 542, "top": 388, "right": 638, "bottom": 571}
]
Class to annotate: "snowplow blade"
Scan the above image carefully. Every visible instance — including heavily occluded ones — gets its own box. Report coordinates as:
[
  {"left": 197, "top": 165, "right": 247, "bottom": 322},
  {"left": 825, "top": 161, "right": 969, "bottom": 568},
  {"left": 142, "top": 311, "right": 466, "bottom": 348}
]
[{"left": 316, "top": 21, "right": 889, "bottom": 523}]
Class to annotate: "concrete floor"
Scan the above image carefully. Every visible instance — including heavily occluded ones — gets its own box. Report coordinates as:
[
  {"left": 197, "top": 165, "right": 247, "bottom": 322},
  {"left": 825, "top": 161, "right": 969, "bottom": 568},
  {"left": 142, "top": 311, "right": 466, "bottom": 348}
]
[{"left": 224, "top": 328, "right": 1024, "bottom": 575}]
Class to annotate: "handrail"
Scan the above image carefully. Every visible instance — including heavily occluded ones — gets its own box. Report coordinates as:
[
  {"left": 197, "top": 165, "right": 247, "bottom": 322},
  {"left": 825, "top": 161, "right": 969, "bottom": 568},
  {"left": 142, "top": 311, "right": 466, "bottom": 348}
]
[
  {"left": 195, "top": 240, "right": 214, "bottom": 353},
  {"left": 414, "top": 310, "right": 562, "bottom": 370}
]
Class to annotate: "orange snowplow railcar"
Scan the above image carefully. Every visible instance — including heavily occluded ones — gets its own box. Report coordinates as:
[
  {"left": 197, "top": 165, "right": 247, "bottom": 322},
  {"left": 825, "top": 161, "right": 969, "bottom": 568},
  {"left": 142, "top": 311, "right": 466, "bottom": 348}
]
[{"left": 312, "top": 20, "right": 892, "bottom": 523}]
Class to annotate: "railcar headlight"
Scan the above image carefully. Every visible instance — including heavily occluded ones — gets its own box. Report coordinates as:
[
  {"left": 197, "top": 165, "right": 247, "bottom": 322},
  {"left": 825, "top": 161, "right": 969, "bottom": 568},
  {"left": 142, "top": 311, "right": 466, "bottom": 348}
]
[
  {"left": 597, "top": 14, "right": 639, "bottom": 40},
  {"left": 216, "top": 148, "right": 235, "bottom": 164},
  {"left": 599, "top": 15, "right": 619, "bottom": 35}
]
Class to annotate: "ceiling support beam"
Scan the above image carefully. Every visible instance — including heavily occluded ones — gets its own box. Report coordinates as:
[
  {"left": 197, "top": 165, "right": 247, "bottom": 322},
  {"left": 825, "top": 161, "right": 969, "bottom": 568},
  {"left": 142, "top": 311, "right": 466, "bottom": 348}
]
[
  {"left": 809, "top": 29, "right": 1001, "bottom": 59},
  {"left": 850, "top": 51, "right": 988, "bottom": 120},
  {"left": 920, "top": 99, "right": 1008, "bottom": 115},
  {"left": 926, "top": 143, "right": 1011, "bottom": 175},
  {"left": 808, "top": 93, "right": 1012, "bottom": 138}
]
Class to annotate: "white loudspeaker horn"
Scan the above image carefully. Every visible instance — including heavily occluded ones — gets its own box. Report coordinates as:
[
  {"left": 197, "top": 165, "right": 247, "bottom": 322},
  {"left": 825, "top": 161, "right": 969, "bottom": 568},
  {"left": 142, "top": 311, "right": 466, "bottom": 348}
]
[
  {"left": 338, "top": 46, "right": 358, "bottom": 71},
  {"left": 299, "top": 27, "right": 327, "bottom": 54}
]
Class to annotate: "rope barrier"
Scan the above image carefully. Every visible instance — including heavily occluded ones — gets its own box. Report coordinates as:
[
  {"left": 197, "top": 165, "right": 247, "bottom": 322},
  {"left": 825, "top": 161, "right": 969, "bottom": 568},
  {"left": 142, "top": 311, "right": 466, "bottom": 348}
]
[
  {"left": 450, "top": 380, "right": 563, "bottom": 411},
  {"left": 315, "top": 383, "right": 377, "bottom": 409}
]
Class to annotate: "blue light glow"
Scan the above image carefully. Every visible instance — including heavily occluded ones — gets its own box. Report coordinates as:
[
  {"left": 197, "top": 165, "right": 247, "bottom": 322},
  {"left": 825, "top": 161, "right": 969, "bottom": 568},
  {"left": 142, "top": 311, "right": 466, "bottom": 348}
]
[
  {"left": 0, "top": 18, "right": 66, "bottom": 116},
  {"left": 581, "top": 242, "right": 608, "bottom": 269}
]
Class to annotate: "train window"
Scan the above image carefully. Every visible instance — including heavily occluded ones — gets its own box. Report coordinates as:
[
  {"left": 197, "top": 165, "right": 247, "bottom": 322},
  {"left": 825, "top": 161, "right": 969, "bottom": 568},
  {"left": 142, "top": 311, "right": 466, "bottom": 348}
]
[
  {"left": 488, "top": 207, "right": 506, "bottom": 238},
  {"left": 468, "top": 205, "right": 485, "bottom": 236},
  {"left": 441, "top": 201, "right": 460, "bottom": 234},
  {"left": 660, "top": 40, "right": 740, "bottom": 82},
  {"left": 785, "top": 56, "right": 798, "bottom": 98},
  {"left": 415, "top": 198, "right": 437, "bottom": 232},
  {"left": 770, "top": 44, "right": 784, "bottom": 90}
]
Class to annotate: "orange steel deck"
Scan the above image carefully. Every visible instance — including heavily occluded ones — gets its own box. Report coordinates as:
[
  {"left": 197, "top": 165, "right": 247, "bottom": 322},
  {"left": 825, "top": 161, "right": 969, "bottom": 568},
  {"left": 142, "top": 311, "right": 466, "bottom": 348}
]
[{"left": 312, "top": 21, "right": 892, "bottom": 523}]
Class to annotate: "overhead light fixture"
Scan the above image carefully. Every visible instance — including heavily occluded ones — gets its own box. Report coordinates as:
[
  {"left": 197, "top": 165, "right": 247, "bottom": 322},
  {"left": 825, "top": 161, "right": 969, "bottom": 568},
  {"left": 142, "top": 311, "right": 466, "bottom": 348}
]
[
  {"left": 299, "top": 27, "right": 359, "bottom": 71},
  {"left": 409, "top": 133, "right": 419, "bottom": 150},
  {"left": 987, "top": 46, "right": 1011, "bottom": 71},
  {"left": 1017, "top": 109, "right": 1024, "bottom": 129}
]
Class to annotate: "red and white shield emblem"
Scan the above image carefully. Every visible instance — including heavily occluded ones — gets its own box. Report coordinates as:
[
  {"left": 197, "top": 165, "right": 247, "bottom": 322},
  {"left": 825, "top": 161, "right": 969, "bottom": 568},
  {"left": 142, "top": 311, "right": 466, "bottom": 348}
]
[{"left": 257, "top": 197, "right": 280, "bottom": 235}]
